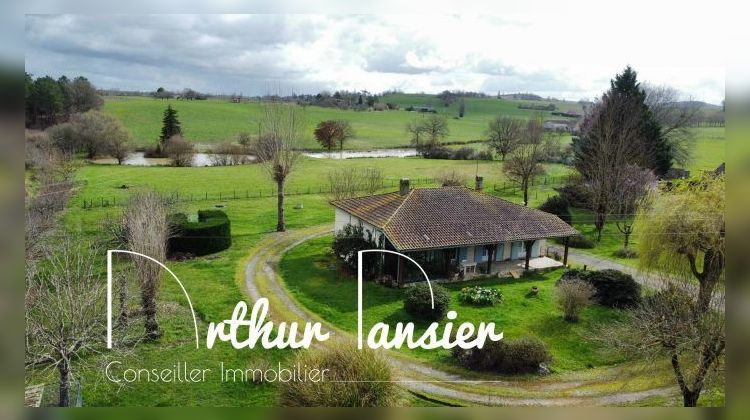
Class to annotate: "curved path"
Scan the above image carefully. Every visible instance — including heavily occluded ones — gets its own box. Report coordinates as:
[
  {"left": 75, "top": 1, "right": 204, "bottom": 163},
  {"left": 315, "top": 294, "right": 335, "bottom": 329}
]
[{"left": 241, "top": 226, "right": 680, "bottom": 406}]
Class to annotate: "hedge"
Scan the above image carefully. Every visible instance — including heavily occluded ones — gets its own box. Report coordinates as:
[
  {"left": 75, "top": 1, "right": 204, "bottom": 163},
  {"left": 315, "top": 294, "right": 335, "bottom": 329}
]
[{"left": 169, "top": 209, "right": 231, "bottom": 256}]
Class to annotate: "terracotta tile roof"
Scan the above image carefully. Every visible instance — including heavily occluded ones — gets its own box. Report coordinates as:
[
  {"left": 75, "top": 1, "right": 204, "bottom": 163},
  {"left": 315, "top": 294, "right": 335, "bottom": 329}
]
[
  {"left": 331, "top": 191, "right": 409, "bottom": 227},
  {"left": 332, "top": 187, "right": 578, "bottom": 251}
]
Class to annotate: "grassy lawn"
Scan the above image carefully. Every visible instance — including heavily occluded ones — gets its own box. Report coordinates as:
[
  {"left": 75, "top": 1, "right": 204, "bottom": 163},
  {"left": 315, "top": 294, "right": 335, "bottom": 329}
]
[
  {"left": 71, "top": 157, "right": 573, "bottom": 210},
  {"left": 102, "top": 94, "right": 582, "bottom": 149},
  {"left": 39, "top": 193, "right": 337, "bottom": 406},
  {"left": 279, "top": 234, "right": 628, "bottom": 374},
  {"left": 686, "top": 126, "right": 725, "bottom": 173}
]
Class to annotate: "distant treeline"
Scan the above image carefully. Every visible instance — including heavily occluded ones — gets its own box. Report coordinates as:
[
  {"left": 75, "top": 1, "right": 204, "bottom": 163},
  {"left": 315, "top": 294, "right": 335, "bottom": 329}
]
[{"left": 25, "top": 73, "right": 103, "bottom": 128}]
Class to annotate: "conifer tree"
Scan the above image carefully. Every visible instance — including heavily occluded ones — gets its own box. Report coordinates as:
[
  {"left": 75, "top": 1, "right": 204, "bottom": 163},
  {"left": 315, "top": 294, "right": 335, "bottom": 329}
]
[{"left": 159, "top": 104, "right": 182, "bottom": 144}]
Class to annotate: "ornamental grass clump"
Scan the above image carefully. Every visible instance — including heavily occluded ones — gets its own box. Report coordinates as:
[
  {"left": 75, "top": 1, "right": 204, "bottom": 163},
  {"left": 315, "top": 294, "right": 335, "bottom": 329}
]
[
  {"left": 458, "top": 286, "right": 502, "bottom": 306},
  {"left": 278, "top": 340, "right": 399, "bottom": 407}
]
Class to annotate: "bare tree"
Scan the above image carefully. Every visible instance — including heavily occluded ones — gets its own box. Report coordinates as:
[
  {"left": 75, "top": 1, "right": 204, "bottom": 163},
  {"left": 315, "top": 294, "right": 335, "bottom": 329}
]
[
  {"left": 420, "top": 114, "right": 450, "bottom": 149},
  {"left": 502, "top": 116, "right": 553, "bottom": 205},
  {"left": 405, "top": 119, "right": 425, "bottom": 149},
  {"left": 644, "top": 84, "right": 700, "bottom": 167},
  {"left": 124, "top": 191, "right": 171, "bottom": 340},
  {"left": 600, "top": 281, "right": 724, "bottom": 407},
  {"left": 612, "top": 164, "right": 657, "bottom": 250},
  {"left": 436, "top": 169, "right": 465, "bottom": 187},
  {"left": 254, "top": 100, "right": 305, "bottom": 232},
  {"left": 556, "top": 278, "right": 595, "bottom": 322},
  {"left": 162, "top": 135, "right": 195, "bottom": 167},
  {"left": 327, "top": 167, "right": 383, "bottom": 201},
  {"left": 208, "top": 142, "right": 248, "bottom": 166},
  {"left": 574, "top": 98, "right": 646, "bottom": 241},
  {"left": 486, "top": 115, "right": 522, "bottom": 161},
  {"left": 106, "top": 127, "right": 132, "bottom": 165},
  {"left": 25, "top": 239, "right": 106, "bottom": 406}
]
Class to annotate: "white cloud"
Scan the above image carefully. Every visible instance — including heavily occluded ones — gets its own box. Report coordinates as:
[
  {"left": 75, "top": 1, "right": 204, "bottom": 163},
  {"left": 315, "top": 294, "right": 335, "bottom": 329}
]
[{"left": 24, "top": 13, "right": 726, "bottom": 103}]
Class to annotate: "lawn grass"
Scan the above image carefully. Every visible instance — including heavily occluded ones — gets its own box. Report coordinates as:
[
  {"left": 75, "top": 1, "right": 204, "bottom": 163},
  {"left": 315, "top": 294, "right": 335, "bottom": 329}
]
[
  {"left": 70, "top": 157, "right": 573, "bottom": 211},
  {"left": 45, "top": 194, "right": 336, "bottom": 406},
  {"left": 279, "top": 234, "right": 628, "bottom": 373},
  {"left": 102, "top": 94, "right": 583, "bottom": 149},
  {"left": 686, "top": 126, "right": 725, "bottom": 173}
]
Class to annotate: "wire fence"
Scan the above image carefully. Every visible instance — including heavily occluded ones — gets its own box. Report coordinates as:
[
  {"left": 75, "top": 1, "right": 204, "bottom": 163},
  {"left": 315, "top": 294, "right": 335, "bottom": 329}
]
[{"left": 80, "top": 177, "right": 443, "bottom": 209}]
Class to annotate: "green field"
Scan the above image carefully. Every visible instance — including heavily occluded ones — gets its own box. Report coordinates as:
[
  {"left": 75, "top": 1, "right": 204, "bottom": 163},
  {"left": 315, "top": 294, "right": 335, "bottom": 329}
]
[{"left": 102, "top": 94, "right": 582, "bottom": 150}]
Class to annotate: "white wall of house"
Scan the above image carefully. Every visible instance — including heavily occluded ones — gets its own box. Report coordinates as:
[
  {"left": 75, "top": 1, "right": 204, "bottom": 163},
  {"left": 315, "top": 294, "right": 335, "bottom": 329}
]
[{"left": 334, "top": 208, "right": 383, "bottom": 242}]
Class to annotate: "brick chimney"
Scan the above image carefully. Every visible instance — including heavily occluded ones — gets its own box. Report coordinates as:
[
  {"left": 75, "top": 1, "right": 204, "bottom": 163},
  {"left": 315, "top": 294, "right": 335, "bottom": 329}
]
[
  {"left": 475, "top": 175, "right": 484, "bottom": 192},
  {"left": 399, "top": 178, "right": 410, "bottom": 195}
]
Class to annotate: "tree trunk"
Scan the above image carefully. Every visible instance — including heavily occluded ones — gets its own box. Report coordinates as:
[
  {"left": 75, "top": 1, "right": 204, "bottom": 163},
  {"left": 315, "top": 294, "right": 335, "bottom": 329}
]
[
  {"left": 595, "top": 211, "right": 606, "bottom": 242},
  {"left": 118, "top": 273, "right": 128, "bottom": 329},
  {"left": 58, "top": 359, "right": 70, "bottom": 407},
  {"left": 276, "top": 179, "right": 286, "bottom": 232},
  {"left": 143, "top": 295, "right": 160, "bottom": 340},
  {"left": 683, "top": 390, "right": 700, "bottom": 407},
  {"left": 522, "top": 181, "right": 529, "bottom": 206}
]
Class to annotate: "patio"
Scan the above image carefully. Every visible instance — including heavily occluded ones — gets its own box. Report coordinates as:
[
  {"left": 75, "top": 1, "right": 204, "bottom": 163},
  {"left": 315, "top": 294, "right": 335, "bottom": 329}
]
[{"left": 460, "top": 256, "right": 564, "bottom": 279}]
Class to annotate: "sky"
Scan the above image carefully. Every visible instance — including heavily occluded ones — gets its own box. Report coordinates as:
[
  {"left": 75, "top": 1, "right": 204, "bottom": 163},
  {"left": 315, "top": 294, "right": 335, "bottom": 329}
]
[{"left": 24, "top": 13, "right": 726, "bottom": 104}]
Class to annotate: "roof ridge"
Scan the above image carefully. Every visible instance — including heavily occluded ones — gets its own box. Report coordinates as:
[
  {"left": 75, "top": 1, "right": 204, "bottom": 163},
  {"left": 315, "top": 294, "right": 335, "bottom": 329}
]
[{"left": 383, "top": 188, "right": 414, "bottom": 228}]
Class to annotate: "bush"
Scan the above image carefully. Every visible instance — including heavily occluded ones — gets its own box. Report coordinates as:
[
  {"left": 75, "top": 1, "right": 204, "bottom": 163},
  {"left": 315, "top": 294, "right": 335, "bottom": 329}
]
[
  {"left": 332, "top": 223, "right": 382, "bottom": 276},
  {"left": 497, "top": 337, "right": 551, "bottom": 374},
  {"left": 584, "top": 269, "right": 641, "bottom": 308},
  {"left": 278, "top": 341, "right": 398, "bottom": 406},
  {"left": 421, "top": 146, "right": 453, "bottom": 159},
  {"left": 613, "top": 247, "right": 638, "bottom": 258},
  {"left": 559, "top": 268, "right": 641, "bottom": 308},
  {"left": 458, "top": 286, "right": 502, "bottom": 306},
  {"left": 453, "top": 337, "right": 551, "bottom": 374},
  {"left": 403, "top": 283, "right": 450, "bottom": 321},
  {"left": 556, "top": 278, "right": 594, "bottom": 322},
  {"left": 163, "top": 135, "right": 194, "bottom": 167},
  {"left": 452, "top": 147, "right": 475, "bottom": 160},
  {"left": 564, "top": 234, "right": 595, "bottom": 249},
  {"left": 168, "top": 210, "right": 231, "bottom": 256},
  {"left": 538, "top": 195, "right": 572, "bottom": 225}
]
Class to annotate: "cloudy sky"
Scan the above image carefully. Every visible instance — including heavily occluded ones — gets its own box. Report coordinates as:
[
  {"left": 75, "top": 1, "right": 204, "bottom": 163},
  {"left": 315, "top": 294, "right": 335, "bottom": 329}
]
[{"left": 25, "top": 14, "right": 725, "bottom": 103}]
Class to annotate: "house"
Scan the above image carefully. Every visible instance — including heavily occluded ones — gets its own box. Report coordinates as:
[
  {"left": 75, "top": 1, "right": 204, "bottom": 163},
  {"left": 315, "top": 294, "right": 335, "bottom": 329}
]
[{"left": 331, "top": 178, "right": 578, "bottom": 285}]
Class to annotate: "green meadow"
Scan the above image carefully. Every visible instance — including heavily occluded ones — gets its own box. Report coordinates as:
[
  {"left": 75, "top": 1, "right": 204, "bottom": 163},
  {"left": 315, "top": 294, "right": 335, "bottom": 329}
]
[{"left": 102, "top": 94, "right": 583, "bottom": 150}]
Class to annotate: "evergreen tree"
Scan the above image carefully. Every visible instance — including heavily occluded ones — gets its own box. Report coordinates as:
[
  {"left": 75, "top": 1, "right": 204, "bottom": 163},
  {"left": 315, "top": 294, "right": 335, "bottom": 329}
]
[
  {"left": 159, "top": 104, "right": 182, "bottom": 144},
  {"left": 608, "top": 66, "right": 672, "bottom": 175}
]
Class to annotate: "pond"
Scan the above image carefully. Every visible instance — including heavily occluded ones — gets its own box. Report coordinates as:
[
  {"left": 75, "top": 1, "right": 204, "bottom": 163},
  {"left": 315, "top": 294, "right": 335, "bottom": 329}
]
[
  {"left": 303, "top": 148, "right": 418, "bottom": 159},
  {"left": 91, "top": 152, "right": 256, "bottom": 167},
  {"left": 91, "top": 148, "right": 419, "bottom": 166}
]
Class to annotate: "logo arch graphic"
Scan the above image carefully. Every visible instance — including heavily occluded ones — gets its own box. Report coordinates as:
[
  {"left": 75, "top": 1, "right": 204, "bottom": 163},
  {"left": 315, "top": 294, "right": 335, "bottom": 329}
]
[
  {"left": 356, "top": 249, "right": 434, "bottom": 349},
  {"left": 106, "top": 250, "right": 201, "bottom": 349}
]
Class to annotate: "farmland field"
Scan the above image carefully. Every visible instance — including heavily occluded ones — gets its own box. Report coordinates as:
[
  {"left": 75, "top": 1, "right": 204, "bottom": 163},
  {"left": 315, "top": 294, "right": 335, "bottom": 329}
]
[{"left": 102, "top": 94, "right": 583, "bottom": 149}]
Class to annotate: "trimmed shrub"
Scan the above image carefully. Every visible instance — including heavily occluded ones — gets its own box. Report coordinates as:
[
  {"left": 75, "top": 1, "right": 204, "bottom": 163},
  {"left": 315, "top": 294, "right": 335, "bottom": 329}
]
[
  {"left": 584, "top": 269, "right": 641, "bottom": 308},
  {"left": 403, "top": 283, "right": 450, "bottom": 321},
  {"left": 458, "top": 286, "right": 502, "bottom": 306},
  {"left": 278, "top": 341, "right": 398, "bottom": 406},
  {"left": 497, "top": 337, "right": 551, "bottom": 374},
  {"left": 556, "top": 278, "right": 594, "bottom": 322},
  {"left": 453, "top": 337, "right": 551, "bottom": 374},
  {"left": 558, "top": 268, "right": 641, "bottom": 308},
  {"left": 168, "top": 210, "right": 231, "bottom": 256},
  {"left": 538, "top": 195, "right": 572, "bottom": 225}
]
